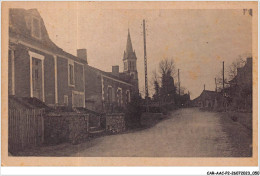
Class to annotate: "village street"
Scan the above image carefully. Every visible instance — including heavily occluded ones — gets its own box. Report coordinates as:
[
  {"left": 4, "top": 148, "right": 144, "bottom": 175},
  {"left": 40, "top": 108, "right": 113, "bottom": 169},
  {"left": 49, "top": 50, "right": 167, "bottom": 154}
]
[
  {"left": 71, "top": 108, "right": 251, "bottom": 157},
  {"left": 18, "top": 108, "right": 252, "bottom": 157}
]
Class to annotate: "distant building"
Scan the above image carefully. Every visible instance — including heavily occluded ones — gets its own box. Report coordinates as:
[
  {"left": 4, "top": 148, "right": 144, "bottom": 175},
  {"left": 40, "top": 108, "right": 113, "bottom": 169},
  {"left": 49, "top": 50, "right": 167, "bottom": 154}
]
[
  {"left": 8, "top": 9, "right": 86, "bottom": 108},
  {"left": 191, "top": 90, "right": 220, "bottom": 109},
  {"left": 192, "top": 57, "right": 252, "bottom": 112}
]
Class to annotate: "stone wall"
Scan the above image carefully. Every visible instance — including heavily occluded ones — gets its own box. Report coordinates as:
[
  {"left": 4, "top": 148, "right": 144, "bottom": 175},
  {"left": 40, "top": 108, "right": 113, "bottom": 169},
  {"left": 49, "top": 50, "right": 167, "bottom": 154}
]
[
  {"left": 106, "top": 113, "right": 125, "bottom": 133},
  {"left": 44, "top": 112, "right": 89, "bottom": 145}
]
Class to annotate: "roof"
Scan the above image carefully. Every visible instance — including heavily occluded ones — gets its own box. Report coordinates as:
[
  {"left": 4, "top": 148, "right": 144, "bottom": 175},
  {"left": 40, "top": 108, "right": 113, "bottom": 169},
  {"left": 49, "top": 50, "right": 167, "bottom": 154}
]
[
  {"left": 86, "top": 65, "right": 133, "bottom": 86},
  {"left": 9, "top": 95, "right": 52, "bottom": 111},
  {"left": 126, "top": 29, "right": 133, "bottom": 55},
  {"left": 192, "top": 90, "right": 220, "bottom": 102},
  {"left": 9, "top": 8, "right": 87, "bottom": 64},
  {"left": 123, "top": 29, "right": 137, "bottom": 60}
]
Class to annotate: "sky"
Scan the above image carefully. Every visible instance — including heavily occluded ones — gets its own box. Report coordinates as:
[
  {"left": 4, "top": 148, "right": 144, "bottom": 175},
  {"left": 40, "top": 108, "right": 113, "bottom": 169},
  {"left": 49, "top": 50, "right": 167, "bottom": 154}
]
[{"left": 34, "top": 8, "right": 252, "bottom": 99}]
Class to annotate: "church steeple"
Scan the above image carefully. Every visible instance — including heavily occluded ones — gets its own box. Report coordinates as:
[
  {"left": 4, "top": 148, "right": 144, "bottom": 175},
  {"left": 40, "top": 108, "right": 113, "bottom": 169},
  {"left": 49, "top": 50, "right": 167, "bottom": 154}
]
[
  {"left": 122, "top": 28, "right": 139, "bottom": 93},
  {"left": 123, "top": 29, "right": 136, "bottom": 61},
  {"left": 126, "top": 29, "right": 133, "bottom": 55}
]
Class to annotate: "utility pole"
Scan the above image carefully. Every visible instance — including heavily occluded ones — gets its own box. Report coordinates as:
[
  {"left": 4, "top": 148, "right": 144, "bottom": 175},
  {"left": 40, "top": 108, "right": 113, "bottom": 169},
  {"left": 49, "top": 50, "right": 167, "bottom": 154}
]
[
  {"left": 222, "top": 61, "right": 225, "bottom": 90},
  {"left": 215, "top": 78, "right": 217, "bottom": 92},
  {"left": 204, "top": 84, "right": 205, "bottom": 91},
  {"left": 178, "top": 69, "right": 180, "bottom": 96},
  {"left": 143, "top": 19, "right": 149, "bottom": 112}
]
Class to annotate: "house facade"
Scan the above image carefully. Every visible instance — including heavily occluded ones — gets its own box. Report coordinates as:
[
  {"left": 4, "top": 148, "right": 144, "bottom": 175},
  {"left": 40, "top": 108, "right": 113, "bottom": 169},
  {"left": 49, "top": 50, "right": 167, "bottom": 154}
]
[
  {"left": 85, "top": 65, "right": 133, "bottom": 113},
  {"left": 84, "top": 30, "right": 139, "bottom": 113},
  {"left": 8, "top": 8, "right": 86, "bottom": 108},
  {"left": 9, "top": 8, "right": 139, "bottom": 113},
  {"left": 227, "top": 57, "right": 252, "bottom": 111},
  {"left": 192, "top": 90, "right": 220, "bottom": 109}
]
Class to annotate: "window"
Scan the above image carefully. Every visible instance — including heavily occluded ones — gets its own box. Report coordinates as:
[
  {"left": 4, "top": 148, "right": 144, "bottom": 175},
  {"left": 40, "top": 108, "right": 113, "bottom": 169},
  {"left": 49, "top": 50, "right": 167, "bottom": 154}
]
[
  {"left": 72, "top": 91, "right": 85, "bottom": 107},
  {"left": 64, "top": 95, "right": 68, "bottom": 106},
  {"left": 117, "top": 88, "right": 122, "bottom": 106},
  {"left": 107, "top": 86, "right": 112, "bottom": 103},
  {"left": 31, "top": 17, "right": 41, "bottom": 39},
  {"left": 126, "top": 90, "right": 131, "bottom": 103},
  {"left": 29, "top": 51, "right": 45, "bottom": 102},
  {"left": 9, "top": 49, "right": 15, "bottom": 95},
  {"left": 112, "top": 87, "right": 115, "bottom": 102},
  {"left": 129, "top": 61, "right": 132, "bottom": 70},
  {"left": 124, "top": 62, "right": 128, "bottom": 71},
  {"left": 68, "top": 61, "right": 74, "bottom": 86}
]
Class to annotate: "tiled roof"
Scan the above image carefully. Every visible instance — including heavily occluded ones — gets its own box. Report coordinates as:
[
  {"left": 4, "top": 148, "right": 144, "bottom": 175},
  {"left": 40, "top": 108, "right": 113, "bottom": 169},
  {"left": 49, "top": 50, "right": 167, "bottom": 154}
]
[
  {"left": 9, "top": 8, "right": 86, "bottom": 64},
  {"left": 86, "top": 65, "right": 133, "bottom": 86}
]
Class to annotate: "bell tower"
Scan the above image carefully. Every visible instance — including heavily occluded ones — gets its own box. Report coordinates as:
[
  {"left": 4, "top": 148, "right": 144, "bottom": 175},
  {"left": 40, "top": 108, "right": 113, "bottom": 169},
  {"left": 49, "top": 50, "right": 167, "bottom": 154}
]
[{"left": 123, "top": 29, "right": 139, "bottom": 92}]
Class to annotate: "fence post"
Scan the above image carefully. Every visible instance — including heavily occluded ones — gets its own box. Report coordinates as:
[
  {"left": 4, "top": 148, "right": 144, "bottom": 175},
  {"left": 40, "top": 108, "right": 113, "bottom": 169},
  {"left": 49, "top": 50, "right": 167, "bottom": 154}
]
[
  {"left": 33, "top": 109, "right": 36, "bottom": 146},
  {"left": 41, "top": 110, "right": 44, "bottom": 144},
  {"left": 20, "top": 109, "right": 24, "bottom": 150},
  {"left": 26, "top": 109, "right": 29, "bottom": 148}
]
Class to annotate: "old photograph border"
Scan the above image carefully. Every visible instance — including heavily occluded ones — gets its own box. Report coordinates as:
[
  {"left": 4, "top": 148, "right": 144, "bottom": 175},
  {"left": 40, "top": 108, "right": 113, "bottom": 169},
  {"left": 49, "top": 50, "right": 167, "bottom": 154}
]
[{"left": 1, "top": 1, "right": 258, "bottom": 166}]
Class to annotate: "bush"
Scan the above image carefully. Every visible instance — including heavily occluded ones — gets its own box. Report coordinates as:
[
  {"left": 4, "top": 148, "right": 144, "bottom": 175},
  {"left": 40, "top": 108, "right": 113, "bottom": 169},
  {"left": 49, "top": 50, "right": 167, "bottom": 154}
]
[{"left": 125, "top": 93, "right": 142, "bottom": 129}]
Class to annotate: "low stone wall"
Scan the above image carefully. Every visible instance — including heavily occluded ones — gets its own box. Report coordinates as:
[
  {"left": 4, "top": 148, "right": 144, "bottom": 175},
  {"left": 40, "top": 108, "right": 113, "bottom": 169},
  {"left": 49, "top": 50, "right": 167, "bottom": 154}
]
[
  {"left": 89, "top": 113, "right": 101, "bottom": 127},
  {"left": 106, "top": 113, "right": 125, "bottom": 133},
  {"left": 44, "top": 112, "right": 89, "bottom": 145}
]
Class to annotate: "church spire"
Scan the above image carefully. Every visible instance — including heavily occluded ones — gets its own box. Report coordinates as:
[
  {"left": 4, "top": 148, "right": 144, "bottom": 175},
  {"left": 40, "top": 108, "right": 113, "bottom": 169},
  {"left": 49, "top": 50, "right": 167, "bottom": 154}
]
[
  {"left": 122, "top": 28, "right": 139, "bottom": 93},
  {"left": 126, "top": 29, "right": 133, "bottom": 56}
]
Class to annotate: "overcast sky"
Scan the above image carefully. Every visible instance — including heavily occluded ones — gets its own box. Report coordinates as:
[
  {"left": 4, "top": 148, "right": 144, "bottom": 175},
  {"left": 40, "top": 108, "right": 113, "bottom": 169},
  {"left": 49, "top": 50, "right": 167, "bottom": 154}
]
[{"left": 35, "top": 8, "right": 252, "bottom": 99}]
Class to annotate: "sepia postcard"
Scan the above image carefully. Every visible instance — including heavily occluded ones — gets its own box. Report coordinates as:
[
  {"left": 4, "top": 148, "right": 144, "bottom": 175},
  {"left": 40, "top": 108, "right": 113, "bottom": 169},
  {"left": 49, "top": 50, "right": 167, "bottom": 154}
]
[{"left": 1, "top": 1, "right": 258, "bottom": 166}]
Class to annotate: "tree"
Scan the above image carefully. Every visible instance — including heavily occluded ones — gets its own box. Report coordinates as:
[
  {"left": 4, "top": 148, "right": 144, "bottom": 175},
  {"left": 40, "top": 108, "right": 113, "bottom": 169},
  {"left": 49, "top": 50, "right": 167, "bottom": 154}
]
[
  {"left": 159, "top": 58, "right": 177, "bottom": 103},
  {"left": 125, "top": 93, "right": 142, "bottom": 129},
  {"left": 159, "top": 58, "right": 176, "bottom": 77},
  {"left": 228, "top": 56, "right": 246, "bottom": 81},
  {"left": 153, "top": 80, "right": 160, "bottom": 101},
  {"left": 215, "top": 56, "right": 246, "bottom": 92},
  {"left": 175, "top": 85, "right": 187, "bottom": 96},
  {"left": 151, "top": 70, "right": 160, "bottom": 101}
]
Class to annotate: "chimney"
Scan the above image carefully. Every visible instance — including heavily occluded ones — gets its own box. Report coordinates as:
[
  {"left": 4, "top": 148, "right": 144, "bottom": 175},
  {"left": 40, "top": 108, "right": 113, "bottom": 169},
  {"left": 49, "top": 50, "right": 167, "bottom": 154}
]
[
  {"left": 77, "top": 49, "right": 88, "bottom": 64},
  {"left": 112, "top": 65, "right": 119, "bottom": 77}
]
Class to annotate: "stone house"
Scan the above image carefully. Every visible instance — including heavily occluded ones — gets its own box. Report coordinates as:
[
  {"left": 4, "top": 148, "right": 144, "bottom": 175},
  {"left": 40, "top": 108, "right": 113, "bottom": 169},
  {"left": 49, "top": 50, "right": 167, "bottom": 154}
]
[
  {"left": 9, "top": 8, "right": 139, "bottom": 113},
  {"left": 85, "top": 65, "right": 133, "bottom": 113},
  {"left": 84, "top": 30, "right": 139, "bottom": 113},
  {"left": 228, "top": 57, "right": 252, "bottom": 111},
  {"left": 192, "top": 90, "right": 220, "bottom": 109},
  {"left": 7, "top": 8, "right": 140, "bottom": 148},
  {"left": 8, "top": 8, "right": 86, "bottom": 108}
]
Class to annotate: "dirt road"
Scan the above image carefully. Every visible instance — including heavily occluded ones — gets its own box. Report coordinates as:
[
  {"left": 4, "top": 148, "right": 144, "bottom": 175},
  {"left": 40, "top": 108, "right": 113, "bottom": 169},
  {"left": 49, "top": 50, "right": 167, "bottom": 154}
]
[{"left": 71, "top": 108, "right": 252, "bottom": 157}]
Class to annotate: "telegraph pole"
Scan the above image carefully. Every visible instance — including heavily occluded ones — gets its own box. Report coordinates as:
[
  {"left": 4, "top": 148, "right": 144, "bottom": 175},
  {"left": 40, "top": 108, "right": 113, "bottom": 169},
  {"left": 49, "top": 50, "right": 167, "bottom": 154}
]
[
  {"left": 143, "top": 19, "right": 149, "bottom": 111},
  {"left": 178, "top": 69, "right": 180, "bottom": 95},
  {"left": 222, "top": 61, "right": 225, "bottom": 90},
  {"left": 215, "top": 78, "right": 217, "bottom": 92}
]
